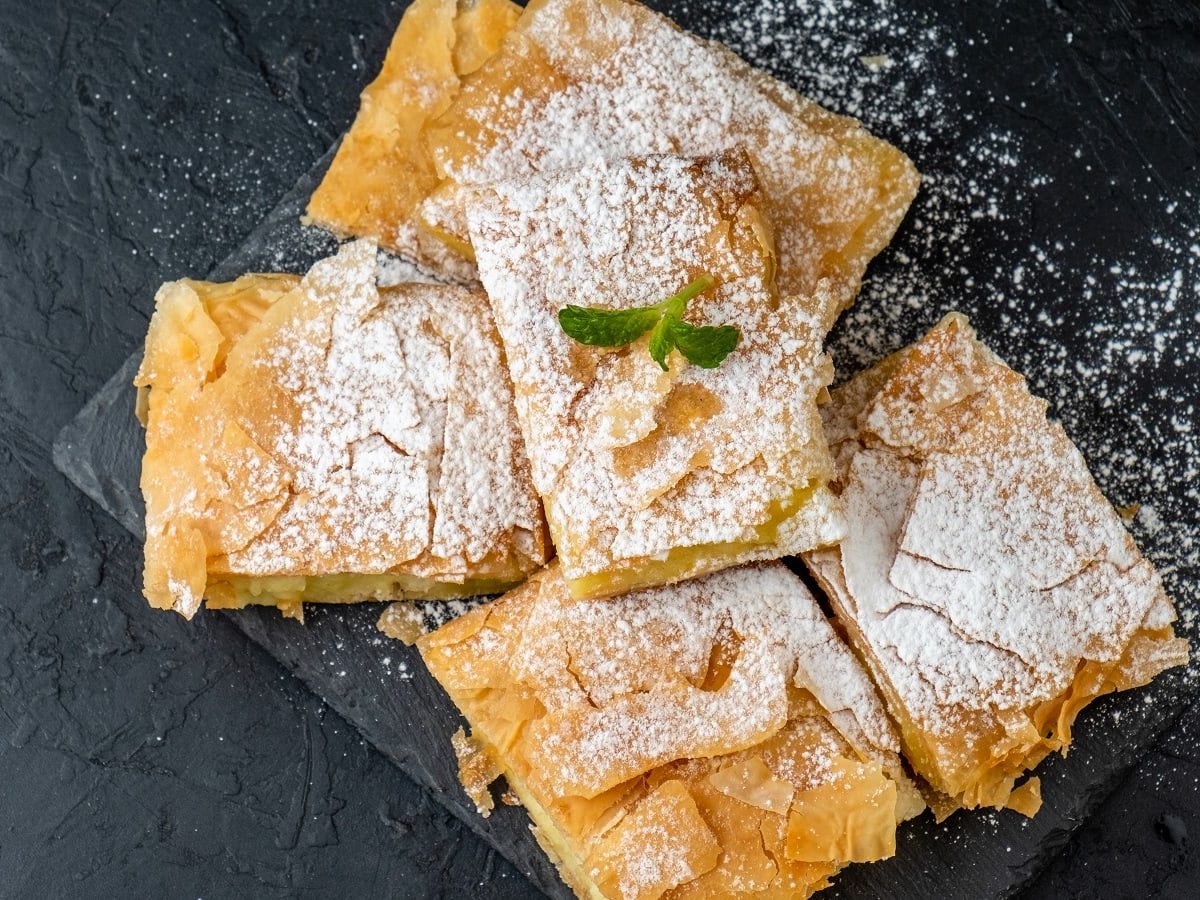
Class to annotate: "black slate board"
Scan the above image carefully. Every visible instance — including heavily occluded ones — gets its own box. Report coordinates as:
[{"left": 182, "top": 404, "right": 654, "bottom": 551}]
[{"left": 52, "top": 1, "right": 1200, "bottom": 897}]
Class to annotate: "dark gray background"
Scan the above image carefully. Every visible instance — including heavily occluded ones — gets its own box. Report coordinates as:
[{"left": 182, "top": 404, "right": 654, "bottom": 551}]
[{"left": 1, "top": 1, "right": 1197, "bottom": 898}]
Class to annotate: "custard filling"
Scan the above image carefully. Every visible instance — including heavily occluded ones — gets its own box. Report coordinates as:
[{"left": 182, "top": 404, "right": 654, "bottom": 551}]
[
  {"left": 205, "top": 572, "right": 524, "bottom": 621},
  {"left": 563, "top": 481, "right": 820, "bottom": 599}
]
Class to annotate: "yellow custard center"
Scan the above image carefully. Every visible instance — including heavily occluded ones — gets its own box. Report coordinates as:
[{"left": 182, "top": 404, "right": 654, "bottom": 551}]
[{"left": 565, "top": 481, "right": 820, "bottom": 599}]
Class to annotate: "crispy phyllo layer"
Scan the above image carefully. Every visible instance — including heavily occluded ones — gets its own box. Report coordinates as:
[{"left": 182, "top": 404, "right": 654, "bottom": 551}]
[
  {"left": 305, "top": 0, "right": 520, "bottom": 281},
  {"left": 466, "top": 151, "right": 844, "bottom": 597},
  {"left": 422, "top": 0, "right": 919, "bottom": 318},
  {"left": 805, "top": 313, "right": 1188, "bottom": 817},
  {"left": 136, "top": 239, "right": 547, "bottom": 619},
  {"left": 419, "top": 562, "right": 923, "bottom": 900}
]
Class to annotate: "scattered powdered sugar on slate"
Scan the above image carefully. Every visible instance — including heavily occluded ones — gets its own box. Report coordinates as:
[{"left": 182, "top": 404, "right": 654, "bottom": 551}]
[
  {"left": 700, "top": 0, "right": 1199, "bottom": 660},
  {"left": 408, "top": 597, "right": 491, "bottom": 634},
  {"left": 700, "top": 0, "right": 952, "bottom": 137}
]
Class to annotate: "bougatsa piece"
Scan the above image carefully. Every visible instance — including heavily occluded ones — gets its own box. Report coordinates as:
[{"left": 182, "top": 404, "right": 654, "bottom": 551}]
[
  {"left": 805, "top": 313, "right": 1188, "bottom": 818},
  {"left": 136, "top": 239, "right": 547, "bottom": 620},
  {"left": 467, "top": 151, "right": 844, "bottom": 598},
  {"left": 423, "top": 0, "right": 919, "bottom": 321},
  {"left": 305, "top": 0, "right": 520, "bottom": 282},
  {"left": 418, "top": 562, "right": 924, "bottom": 900}
]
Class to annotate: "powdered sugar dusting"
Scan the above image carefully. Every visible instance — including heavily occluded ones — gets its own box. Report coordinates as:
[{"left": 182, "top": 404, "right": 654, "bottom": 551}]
[
  {"left": 467, "top": 153, "right": 842, "bottom": 584},
  {"left": 443, "top": 562, "right": 901, "bottom": 795},
  {"left": 426, "top": 0, "right": 918, "bottom": 307},
  {"left": 419, "top": 560, "right": 918, "bottom": 896},
  {"left": 198, "top": 239, "right": 544, "bottom": 587},
  {"left": 809, "top": 317, "right": 1187, "bottom": 749},
  {"left": 587, "top": 780, "right": 717, "bottom": 899}
]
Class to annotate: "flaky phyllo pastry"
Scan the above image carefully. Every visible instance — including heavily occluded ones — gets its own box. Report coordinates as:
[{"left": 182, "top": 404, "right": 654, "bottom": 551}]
[
  {"left": 419, "top": 562, "right": 924, "bottom": 900},
  {"left": 804, "top": 313, "right": 1188, "bottom": 818},
  {"left": 467, "top": 151, "right": 844, "bottom": 598},
  {"left": 135, "top": 239, "right": 547, "bottom": 619},
  {"left": 308, "top": 0, "right": 918, "bottom": 318},
  {"left": 425, "top": 0, "right": 919, "bottom": 321},
  {"left": 305, "top": 0, "right": 520, "bottom": 282}
]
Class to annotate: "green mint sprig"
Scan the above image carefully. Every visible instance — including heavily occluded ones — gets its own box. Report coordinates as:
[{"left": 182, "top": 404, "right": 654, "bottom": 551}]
[{"left": 557, "top": 275, "right": 739, "bottom": 372}]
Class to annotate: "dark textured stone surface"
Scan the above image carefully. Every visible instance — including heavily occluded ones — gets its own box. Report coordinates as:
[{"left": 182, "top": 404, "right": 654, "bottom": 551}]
[
  {"left": 1025, "top": 695, "right": 1200, "bottom": 900},
  {"left": 54, "top": 129, "right": 1200, "bottom": 900},
  {"left": 5, "top": 0, "right": 1200, "bottom": 898}
]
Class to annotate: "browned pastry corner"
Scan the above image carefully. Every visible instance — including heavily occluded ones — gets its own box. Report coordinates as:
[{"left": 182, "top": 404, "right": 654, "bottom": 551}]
[{"left": 305, "top": 0, "right": 520, "bottom": 282}]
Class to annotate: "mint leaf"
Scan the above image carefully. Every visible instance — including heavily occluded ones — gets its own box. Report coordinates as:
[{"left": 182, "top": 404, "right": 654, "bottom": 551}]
[
  {"left": 558, "top": 304, "right": 662, "bottom": 347},
  {"left": 648, "top": 313, "right": 678, "bottom": 371},
  {"left": 670, "top": 321, "right": 740, "bottom": 368},
  {"left": 556, "top": 274, "right": 739, "bottom": 372},
  {"left": 666, "top": 274, "right": 716, "bottom": 311}
]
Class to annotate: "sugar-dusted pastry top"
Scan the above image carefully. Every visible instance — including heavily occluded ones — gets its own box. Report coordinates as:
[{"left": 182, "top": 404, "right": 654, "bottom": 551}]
[
  {"left": 136, "top": 239, "right": 547, "bottom": 619},
  {"left": 425, "top": 0, "right": 919, "bottom": 318},
  {"left": 305, "top": 0, "right": 520, "bottom": 281},
  {"left": 419, "top": 562, "right": 923, "bottom": 899},
  {"left": 805, "top": 312, "right": 1188, "bottom": 815},
  {"left": 466, "top": 151, "right": 844, "bottom": 596}
]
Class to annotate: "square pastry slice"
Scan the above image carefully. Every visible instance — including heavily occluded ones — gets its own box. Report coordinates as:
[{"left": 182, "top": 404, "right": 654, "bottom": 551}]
[
  {"left": 422, "top": 0, "right": 919, "bottom": 321},
  {"left": 305, "top": 0, "right": 520, "bottom": 281},
  {"left": 467, "top": 151, "right": 844, "bottom": 598},
  {"left": 805, "top": 313, "right": 1188, "bottom": 818},
  {"left": 418, "top": 562, "right": 924, "bottom": 900},
  {"left": 135, "top": 239, "right": 547, "bottom": 620}
]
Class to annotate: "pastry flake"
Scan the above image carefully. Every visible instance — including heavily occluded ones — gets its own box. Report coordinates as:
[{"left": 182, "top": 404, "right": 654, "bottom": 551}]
[
  {"left": 466, "top": 151, "right": 844, "bottom": 597},
  {"left": 805, "top": 312, "right": 1188, "bottom": 817},
  {"left": 136, "top": 239, "right": 547, "bottom": 619},
  {"left": 423, "top": 0, "right": 919, "bottom": 321},
  {"left": 304, "top": 0, "right": 520, "bottom": 281},
  {"left": 418, "top": 562, "right": 923, "bottom": 899}
]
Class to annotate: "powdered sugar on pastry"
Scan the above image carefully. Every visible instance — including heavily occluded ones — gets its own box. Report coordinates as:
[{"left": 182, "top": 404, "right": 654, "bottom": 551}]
[
  {"left": 137, "top": 239, "right": 546, "bottom": 617},
  {"left": 805, "top": 312, "right": 1187, "bottom": 811},
  {"left": 419, "top": 561, "right": 919, "bottom": 898},
  {"left": 454, "top": 562, "right": 902, "bottom": 790},
  {"left": 830, "top": 448, "right": 1056, "bottom": 713},
  {"left": 467, "top": 152, "right": 843, "bottom": 592},
  {"left": 424, "top": 0, "right": 918, "bottom": 313}
]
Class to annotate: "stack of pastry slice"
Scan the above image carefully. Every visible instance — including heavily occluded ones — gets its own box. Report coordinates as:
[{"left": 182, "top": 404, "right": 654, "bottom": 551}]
[{"left": 133, "top": 0, "right": 1187, "bottom": 897}]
